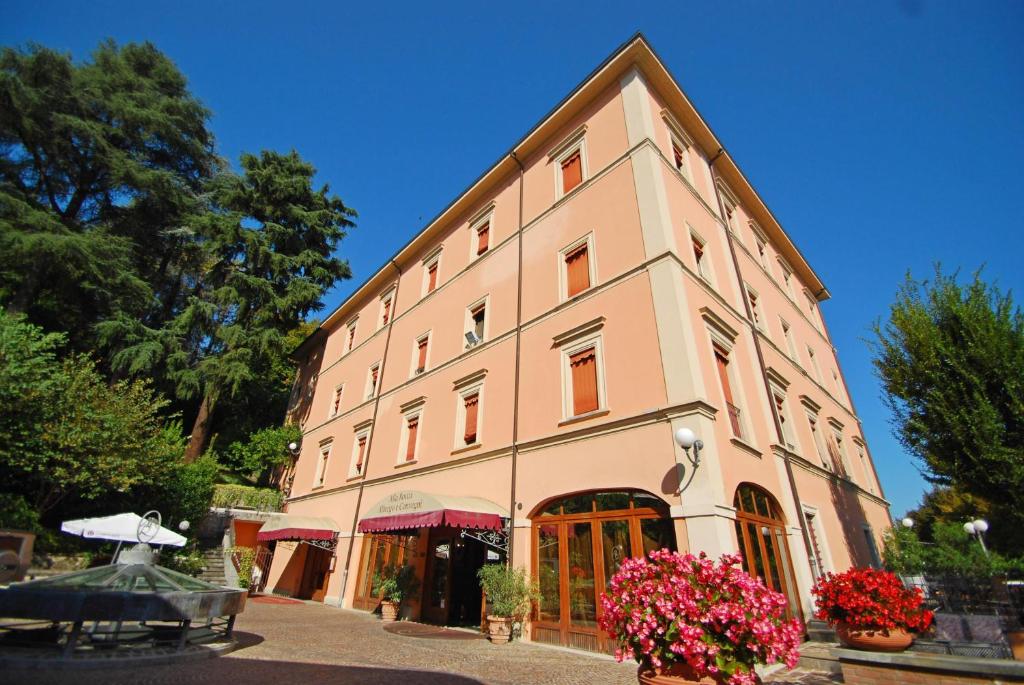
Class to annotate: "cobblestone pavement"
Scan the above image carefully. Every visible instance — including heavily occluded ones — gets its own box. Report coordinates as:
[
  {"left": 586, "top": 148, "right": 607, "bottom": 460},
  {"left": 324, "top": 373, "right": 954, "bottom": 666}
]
[{"left": 8, "top": 600, "right": 841, "bottom": 684}]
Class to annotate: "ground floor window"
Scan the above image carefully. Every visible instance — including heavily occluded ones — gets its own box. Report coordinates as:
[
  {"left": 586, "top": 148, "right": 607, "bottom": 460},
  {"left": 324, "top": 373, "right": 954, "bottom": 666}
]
[
  {"left": 352, "top": 532, "right": 419, "bottom": 611},
  {"left": 531, "top": 490, "right": 676, "bottom": 653}
]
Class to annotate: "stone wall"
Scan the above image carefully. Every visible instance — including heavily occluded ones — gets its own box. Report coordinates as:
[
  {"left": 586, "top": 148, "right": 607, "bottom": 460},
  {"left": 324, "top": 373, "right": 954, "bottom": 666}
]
[{"left": 836, "top": 647, "right": 1024, "bottom": 684}]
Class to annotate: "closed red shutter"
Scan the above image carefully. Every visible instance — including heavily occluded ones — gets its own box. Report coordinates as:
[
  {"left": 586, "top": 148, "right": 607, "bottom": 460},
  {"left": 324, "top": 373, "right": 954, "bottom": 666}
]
[
  {"left": 565, "top": 244, "right": 590, "bottom": 297},
  {"left": 561, "top": 150, "right": 582, "bottom": 193},
  {"left": 356, "top": 436, "right": 366, "bottom": 473},
  {"left": 464, "top": 393, "right": 479, "bottom": 443},
  {"left": 714, "top": 347, "right": 741, "bottom": 437},
  {"left": 406, "top": 417, "right": 418, "bottom": 461},
  {"left": 417, "top": 338, "right": 428, "bottom": 371},
  {"left": 427, "top": 263, "right": 437, "bottom": 292},
  {"left": 382, "top": 299, "right": 391, "bottom": 325},
  {"left": 477, "top": 223, "right": 489, "bottom": 255},
  {"left": 692, "top": 238, "right": 704, "bottom": 266},
  {"left": 569, "top": 348, "right": 598, "bottom": 415},
  {"left": 348, "top": 326, "right": 355, "bottom": 351},
  {"left": 672, "top": 142, "right": 684, "bottom": 170}
]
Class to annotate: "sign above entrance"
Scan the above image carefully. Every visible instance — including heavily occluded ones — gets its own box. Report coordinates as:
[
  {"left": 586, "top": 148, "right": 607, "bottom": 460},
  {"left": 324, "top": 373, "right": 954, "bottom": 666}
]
[{"left": 358, "top": 490, "right": 508, "bottom": 533}]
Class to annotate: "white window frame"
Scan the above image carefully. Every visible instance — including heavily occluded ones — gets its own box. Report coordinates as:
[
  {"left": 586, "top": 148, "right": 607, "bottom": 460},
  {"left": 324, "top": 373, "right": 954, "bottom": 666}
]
[
  {"left": 805, "top": 410, "right": 831, "bottom": 471},
  {"left": 349, "top": 424, "right": 371, "bottom": 478},
  {"left": 468, "top": 204, "right": 494, "bottom": 263},
  {"left": 778, "top": 259, "right": 796, "bottom": 299},
  {"left": 745, "top": 283, "right": 765, "bottom": 332},
  {"left": 559, "top": 334, "right": 607, "bottom": 421},
  {"left": 313, "top": 440, "right": 332, "bottom": 488},
  {"left": 702, "top": 311, "right": 754, "bottom": 443},
  {"left": 454, "top": 378, "right": 485, "bottom": 450},
  {"left": 550, "top": 126, "right": 589, "bottom": 200},
  {"left": 829, "top": 419, "right": 853, "bottom": 478},
  {"left": 780, "top": 317, "right": 798, "bottom": 361},
  {"left": 329, "top": 384, "right": 344, "bottom": 419},
  {"left": 465, "top": 294, "right": 490, "bottom": 347},
  {"left": 801, "top": 504, "right": 835, "bottom": 577},
  {"left": 770, "top": 383, "right": 797, "bottom": 450},
  {"left": 807, "top": 345, "right": 823, "bottom": 383},
  {"left": 558, "top": 232, "right": 597, "bottom": 302},
  {"left": 750, "top": 222, "right": 769, "bottom": 271},
  {"left": 662, "top": 110, "right": 695, "bottom": 184},
  {"left": 689, "top": 224, "right": 715, "bottom": 286},
  {"left": 717, "top": 182, "right": 741, "bottom": 241},
  {"left": 398, "top": 401, "right": 425, "bottom": 465},
  {"left": 422, "top": 247, "right": 442, "bottom": 298},
  {"left": 804, "top": 289, "right": 821, "bottom": 330},
  {"left": 411, "top": 331, "right": 431, "bottom": 378},
  {"left": 345, "top": 317, "right": 358, "bottom": 354},
  {"left": 378, "top": 288, "right": 395, "bottom": 330},
  {"left": 366, "top": 362, "right": 381, "bottom": 400},
  {"left": 853, "top": 438, "right": 876, "bottom": 494}
]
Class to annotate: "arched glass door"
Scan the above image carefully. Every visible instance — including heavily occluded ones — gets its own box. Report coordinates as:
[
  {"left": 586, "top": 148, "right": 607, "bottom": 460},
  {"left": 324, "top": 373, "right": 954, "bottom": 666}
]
[
  {"left": 531, "top": 490, "right": 676, "bottom": 653},
  {"left": 733, "top": 484, "right": 802, "bottom": 620}
]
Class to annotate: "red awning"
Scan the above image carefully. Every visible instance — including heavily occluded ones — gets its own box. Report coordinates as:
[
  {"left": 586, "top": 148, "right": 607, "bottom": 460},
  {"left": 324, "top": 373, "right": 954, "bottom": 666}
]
[
  {"left": 357, "top": 491, "right": 508, "bottom": 534},
  {"left": 256, "top": 515, "right": 341, "bottom": 542}
]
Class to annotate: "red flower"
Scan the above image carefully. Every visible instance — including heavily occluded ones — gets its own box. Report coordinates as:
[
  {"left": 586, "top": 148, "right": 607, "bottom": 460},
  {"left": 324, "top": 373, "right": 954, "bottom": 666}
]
[{"left": 811, "top": 567, "right": 933, "bottom": 633}]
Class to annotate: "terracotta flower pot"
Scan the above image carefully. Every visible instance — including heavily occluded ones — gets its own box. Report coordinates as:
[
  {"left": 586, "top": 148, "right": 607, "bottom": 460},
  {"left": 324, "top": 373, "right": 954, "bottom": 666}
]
[
  {"left": 380, "top": 600, "right": 399, "bottom": 623},
  {"left": 485, "top": 615, "right": 513, "bottom": 644},
  {"left": 637, "top": 662, "right": 725, "bottom": 685},
  {"left": 835, "top": 621, "right": 913, "bottom": 652}
]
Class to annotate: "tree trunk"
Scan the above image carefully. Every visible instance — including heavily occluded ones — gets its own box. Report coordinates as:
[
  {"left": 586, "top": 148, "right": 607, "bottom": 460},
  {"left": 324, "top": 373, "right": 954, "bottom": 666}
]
[{"left": 184, "top": 393, "right": 216, "bottom": 463}]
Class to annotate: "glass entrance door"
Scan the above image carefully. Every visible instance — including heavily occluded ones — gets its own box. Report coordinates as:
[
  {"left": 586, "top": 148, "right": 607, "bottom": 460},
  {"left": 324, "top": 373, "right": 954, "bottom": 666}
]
[{"left": 423, "top": 532, "right": 452, "bottom": 624}]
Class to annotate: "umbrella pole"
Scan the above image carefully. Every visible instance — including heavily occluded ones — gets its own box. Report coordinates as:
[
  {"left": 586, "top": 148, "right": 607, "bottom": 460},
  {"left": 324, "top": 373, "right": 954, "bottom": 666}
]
[{"left": 112, "top": 541, "right": 122, "bottom": 565}]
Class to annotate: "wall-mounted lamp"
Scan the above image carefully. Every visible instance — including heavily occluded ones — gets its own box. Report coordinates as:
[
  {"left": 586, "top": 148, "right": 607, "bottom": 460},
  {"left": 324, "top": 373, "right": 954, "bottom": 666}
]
[{"left": 674, "top": 427, "right": 703, "bottom": 469}]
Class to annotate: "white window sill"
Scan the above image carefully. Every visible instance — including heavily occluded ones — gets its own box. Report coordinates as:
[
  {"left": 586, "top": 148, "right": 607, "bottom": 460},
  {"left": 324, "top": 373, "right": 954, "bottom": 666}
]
[
  {"left": 558, "top": 408, "right": 610, "bottom": 427},
  {"left": 451, "top": 442, "right": 482, "bottom": 457},
  {"left": 730, "top": 436, "right": 762, "bottom": 458}
]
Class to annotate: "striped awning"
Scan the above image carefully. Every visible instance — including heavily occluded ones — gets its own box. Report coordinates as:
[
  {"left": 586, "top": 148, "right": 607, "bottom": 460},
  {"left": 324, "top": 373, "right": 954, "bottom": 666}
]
[
  {"left": 256, "top": 515, "right": 342, "bottom": 542},
  {"left": 358, "top": 491, "right": 508, "bottom": 533}
]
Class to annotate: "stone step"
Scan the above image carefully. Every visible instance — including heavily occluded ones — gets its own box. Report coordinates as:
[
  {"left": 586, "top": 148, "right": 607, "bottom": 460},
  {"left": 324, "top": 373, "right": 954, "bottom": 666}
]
[
  {"left": 797, "top": 641, "right": 841, "bottom": 674},
  {"left": 806, "top": 619, "right": 836, "bottom": 643}
]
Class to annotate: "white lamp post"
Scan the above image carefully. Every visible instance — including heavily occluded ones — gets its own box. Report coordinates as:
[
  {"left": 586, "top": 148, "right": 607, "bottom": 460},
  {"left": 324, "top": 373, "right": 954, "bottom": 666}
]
[{"left": 964, "top": 518, "right": 989, "bottom": 555}]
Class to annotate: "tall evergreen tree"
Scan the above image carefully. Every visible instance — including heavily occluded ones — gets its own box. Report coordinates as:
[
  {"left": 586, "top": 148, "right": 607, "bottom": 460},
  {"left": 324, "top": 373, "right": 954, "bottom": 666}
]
[
  {"left": 872, "top": 267, "right": 1024, "bottom": 531},
  {"left": 0, "top": 40, "right": 217, "bottom": 351},
  {"left": 106, "top": 151, "right": 354, "bottom": 460}
]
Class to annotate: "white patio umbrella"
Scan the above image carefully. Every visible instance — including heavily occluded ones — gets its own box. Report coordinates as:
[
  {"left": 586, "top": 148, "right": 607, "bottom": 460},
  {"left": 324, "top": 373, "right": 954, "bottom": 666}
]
[{"left": 60, "top": 513, "right": 187, "bottom": 547}]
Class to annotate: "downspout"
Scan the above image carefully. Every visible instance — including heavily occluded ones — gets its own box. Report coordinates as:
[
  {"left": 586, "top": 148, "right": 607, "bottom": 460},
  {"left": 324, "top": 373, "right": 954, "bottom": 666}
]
[
  {"left": 707, "top": 150, "right": 818, "bottom": 583},
  {"left": 507, "top": 151, "right": 526, "bottom": 567},
  {"left": 338, "top": 258, "right": 402, "bottom": 604}
]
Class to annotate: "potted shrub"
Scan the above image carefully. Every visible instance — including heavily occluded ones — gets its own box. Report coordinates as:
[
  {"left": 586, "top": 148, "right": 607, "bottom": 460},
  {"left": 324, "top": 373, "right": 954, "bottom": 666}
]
[
  {"left": 600, "top": 550, "right": 802, "bottom": 685},
  {"left": 372, "top": 564, "right": 419, "bottom": 623},
  {"left": 477, "top": 563, "right": 539, "bottom": 644},
  {"left": 811, "top": 567, "right": 933, "bottom": 652}
]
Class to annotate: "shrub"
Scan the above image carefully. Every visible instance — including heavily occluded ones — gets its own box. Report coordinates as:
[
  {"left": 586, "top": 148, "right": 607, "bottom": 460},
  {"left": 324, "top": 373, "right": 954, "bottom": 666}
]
[
  {"left": 230, "top": 546, "right": 256, "bottom": 588},
  {"left": 161, "top": 547, "right": 206, "bottom": 577},
  {"left": 811, "top": 567, "right": 933, "bottom": 633},
  {"left": 211, "top": 484, "right": 283, "bottom": 512},
  {"left": 372, "top": 563, "right": 419, "bottom": 604},
  {"left": 599, "top": 550, "right": 802, "bottom": 685},
  {"left": 477, "top": 563, "right": 539, "bottom": 619}
]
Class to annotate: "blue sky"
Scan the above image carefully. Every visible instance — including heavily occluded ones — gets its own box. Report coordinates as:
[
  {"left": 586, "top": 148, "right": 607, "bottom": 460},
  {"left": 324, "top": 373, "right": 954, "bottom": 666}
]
[{"left": 5, "top": 1, "right": 1022, "bottom": 518}]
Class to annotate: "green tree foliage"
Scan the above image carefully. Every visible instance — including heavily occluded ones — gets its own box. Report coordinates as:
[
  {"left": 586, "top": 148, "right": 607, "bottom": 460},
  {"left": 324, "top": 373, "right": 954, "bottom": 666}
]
[
  {"left": 872, "top": 268, "right": 1024, "bottom": 533},
  {"left": 0, "top": 312, "right": 184, "bottom": 514},
  {"left": 884, "top": 521, "right": 1024, "bottom": 579},
  {"left": 0, "top": 40, "right": 217, "bottom": 351},
  {"left": 221, "top": 424, "right": 301, "bottom": 486}
]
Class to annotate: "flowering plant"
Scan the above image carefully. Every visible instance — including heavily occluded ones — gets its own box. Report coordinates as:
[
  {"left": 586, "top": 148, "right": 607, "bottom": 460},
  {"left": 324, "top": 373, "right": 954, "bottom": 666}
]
[
  {"left": 599, "top": 550, "right": 802, "bottom": 685},
  {"left": 811, "top": 567, "right": 932, "bottom": 633}
]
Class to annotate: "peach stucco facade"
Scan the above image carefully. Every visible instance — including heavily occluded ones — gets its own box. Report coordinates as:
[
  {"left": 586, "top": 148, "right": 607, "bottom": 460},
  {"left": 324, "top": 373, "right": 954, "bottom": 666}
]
[{"left": 262, "top": 35, "right": 891, "bottom": 644}]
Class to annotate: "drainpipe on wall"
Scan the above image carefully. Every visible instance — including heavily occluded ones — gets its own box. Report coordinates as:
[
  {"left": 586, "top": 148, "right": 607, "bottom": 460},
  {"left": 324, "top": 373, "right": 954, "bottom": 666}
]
[
  {"left": 707, "top": 150, "right": 818, "bottom": 584},
  {"left": 337, "top": 259, "right": 402, "bottom": 604},
  {"left": 507, "top": 151, "right": 526, "bottom": 568}
]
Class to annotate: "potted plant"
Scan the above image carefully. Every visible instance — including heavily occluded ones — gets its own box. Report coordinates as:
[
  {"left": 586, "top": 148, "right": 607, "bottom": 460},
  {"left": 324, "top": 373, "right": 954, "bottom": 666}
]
[
  {"left": 372, "top": 564, "right": 419, "bottom": 623},
  {"left": 477, "top": 563, "right": 539, "bottom": 644},
  {"left": 600, "top": 550, "right": 801, "bottom": 685},
  {"left": 811, "top": 567, "right": 933, "bottom": 652}
]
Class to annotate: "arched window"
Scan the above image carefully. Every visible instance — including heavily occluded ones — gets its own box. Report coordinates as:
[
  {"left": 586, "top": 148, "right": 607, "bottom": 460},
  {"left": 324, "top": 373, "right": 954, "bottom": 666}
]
[
  {"left": 733, "top": 484, "right": 802, "bottom": 620},
  {"left": 531, "top": 490, "right": 675, "bottom": 653}
]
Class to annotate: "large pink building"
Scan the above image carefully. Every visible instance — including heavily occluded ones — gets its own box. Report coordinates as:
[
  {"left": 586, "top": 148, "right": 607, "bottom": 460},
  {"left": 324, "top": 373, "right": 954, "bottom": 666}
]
[{"left": 260, "top": 34, "right": 891, "bottom": 653}]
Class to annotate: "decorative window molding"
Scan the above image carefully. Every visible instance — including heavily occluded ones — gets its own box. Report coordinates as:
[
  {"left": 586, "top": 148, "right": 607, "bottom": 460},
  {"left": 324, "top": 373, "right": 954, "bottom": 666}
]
[
  {"left": 398, "top": 402, "right": 424, "bottom": 465},
  {"left": 799, "top": 394, "right": 822, "bottom": 413},
  {"left": 750, "top": 221, "right": 769, "bottom": 271},
  {"left": 422, "top": 247, "right": 442, "bottom": 297},
  {"left": 689, "top": 224, "right": 715, "bottom": 286},
  {"left": 453, "top": 368, "right": 488, "bottom": 390},
  {"left": 780, "top": 317, "right": 798, "bottom": 361},
  {"left": 454, "top": 379, "right": 484, "bottom": 450},
  {"left": 551, "top": 316, "right": 606, "bottom": 348},
  {"left": 662, "top": 110, "right": 694, "bottom": 183},
  {"left": 469, "top": 208, "right": 493, "bottom": 261},
  {"left": 745, "top": 283, "right": 765, "bottom": 331},
  {"left": 778, "top": 258, "right": 796, "bottom": 299},
  {"left": 345, "top": 317, "right": 359, "bottom": 354},
  {"left": 559, "top": 233, "right": 596, "bottom": 301},
  {"left": 378, "top": 288, "right": 396, "bottom": 329},
  {"left": 329, "top": 384, "right": 344, "bottom": 419},
  {"left": 660, "top": 109, "right": 694, "bottom": 148},
  {"left": 765, "top": 366, "right": 790, "bottom": 389},
  {"left": 349, "top": 427, "right": 370, "bottom": 478},
  {"left": 716, "top": 181, "right": 741, "bottom": 236},
  {"left": 313, "top": 440, "right": 333, "bottom": 488},
  {"left": 699, "top": 307, "right": 739, "bottom": 349},
  {"left": 411, "top": 331, "right": 431, "bottom": 377},
  {"left": 551, "top": 126, "right": 588, "bottom": 199},
  {"left": 366, "top": 362, "right": 381, "bottom": 399}
]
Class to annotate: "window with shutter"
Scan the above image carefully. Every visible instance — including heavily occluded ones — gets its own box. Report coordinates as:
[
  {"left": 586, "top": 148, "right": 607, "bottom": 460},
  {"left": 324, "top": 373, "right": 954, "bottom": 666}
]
[
  {"left": 416, "top": 338, "right": 428, "bottom": 373},
  {"left": 355, "top": 435, "right": 367, "bottom": 474},
  {"left": 569, "top": 347, "right": 599, "bottom": 415},
  {"left": 472, "top": 306, "right": 486, "bottom": 340},
  {"left": 463, "top": 393, "right": 479, "bottom": 444},
  {"left": 714, "top": 346, "right": 742, "bottom": 438},
  {"left": 382, "top": 298, "right": 391, "bottom": 326},
  {"left": 405, "top": 416, "right": 419, "bottom": 461},
  {"left": 427, "top": 262, "right": 438, "bottom": 293},
  {"left": 672, "top": 141, "right": 685, "bottom": 171},
  {"left": 347, "top": 325, "right": 356, "bottom": 352},
  {"left": 565, "top": 244, "right": 590, "bottom": 297},
  {"left": 561, "top": 150, "right": 582, "bottom": 194},
  {"left": 476, "top": 222, "right": 489, "bottom": 255}
]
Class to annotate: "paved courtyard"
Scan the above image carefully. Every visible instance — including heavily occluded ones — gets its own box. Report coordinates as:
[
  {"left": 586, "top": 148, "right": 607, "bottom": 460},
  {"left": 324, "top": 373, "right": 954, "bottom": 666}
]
[{"left": 8, "top": 599, "right": 839, "bottom": 684}]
